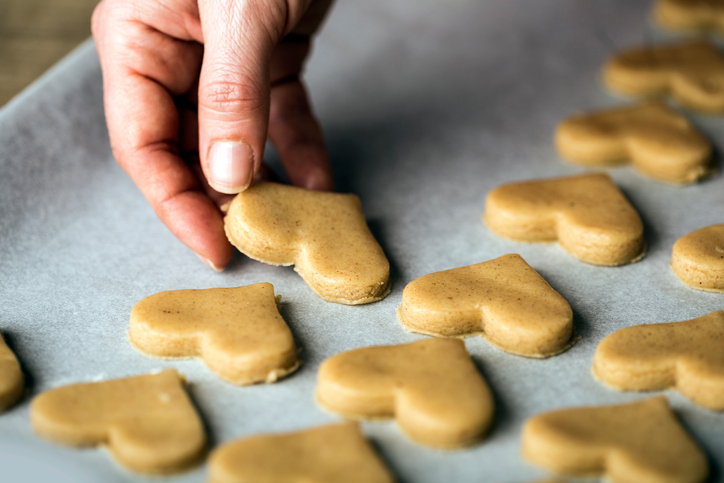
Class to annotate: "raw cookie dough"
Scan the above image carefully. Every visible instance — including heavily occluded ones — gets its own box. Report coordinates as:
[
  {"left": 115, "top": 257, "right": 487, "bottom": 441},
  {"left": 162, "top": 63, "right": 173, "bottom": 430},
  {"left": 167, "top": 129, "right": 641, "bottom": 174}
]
[
  {"left": 654, "top": 0, "right": 724, "bottom": 34},
  {"left": 316, "top": 338, "right": 494, "bottom": 449},
  {"left": 604, "top": 41, "right": 724, "bottom": 114},
  {"left": 396, "top": 254, "right": 574, "bottom": 357},
  {"left": 483, "top": 173, "right": 645, "bottom": 266},
  {"left": 30, "top": 369, "right": 206, "bottom": 475},
  {"left": 671, "top": 224, "right": 724, "bottom": 292},
  {"left": 522, "top": 396, "right": 708, "bottom": 483},
  {"left": 129, "top": 283, "right": 299, "bottom": 385},
  {"left": 208, "top": 422, "right": 395, "bottom": 483},
  {"left": 556, "top": 102, "right": 712, "bottom": 184},
  {"left": 0, "top": 329, "right": 23, "bottom": 412},
  {"left": 224, "top": 182, "right": 390, "bottom": 305},
  {"left": 593, "top": 311, "right": 724, "bottom": 410}
]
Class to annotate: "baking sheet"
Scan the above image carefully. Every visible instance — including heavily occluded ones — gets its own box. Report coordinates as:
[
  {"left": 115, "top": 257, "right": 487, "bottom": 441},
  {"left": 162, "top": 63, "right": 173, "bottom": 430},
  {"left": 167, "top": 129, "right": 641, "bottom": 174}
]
[{"left": 1, "top": 0, "right": 723, "bottom": 481}]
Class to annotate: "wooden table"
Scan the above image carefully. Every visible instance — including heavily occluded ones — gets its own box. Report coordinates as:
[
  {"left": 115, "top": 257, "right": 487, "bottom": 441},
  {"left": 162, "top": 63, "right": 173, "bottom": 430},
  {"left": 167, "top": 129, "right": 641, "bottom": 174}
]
[{"left": 0, "top": 0, "right": 98, "bottom": 106}]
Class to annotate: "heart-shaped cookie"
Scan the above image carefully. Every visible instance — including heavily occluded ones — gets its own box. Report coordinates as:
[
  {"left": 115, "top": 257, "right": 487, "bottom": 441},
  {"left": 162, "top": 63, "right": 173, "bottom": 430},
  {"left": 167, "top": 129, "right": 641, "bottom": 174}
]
[
  {"left": 129, "top": 282, "right": 299, "bottom": 385},
  {"left": 396, "top": 254, "right": 574, "bottom": 357},
  {"left": 604, "top": 41, "right": 724, "bottom": 114},
  {"left": 556, "top": 103, "right": 712, "bottom": 184},
  {"left": 671, "top": 224, "right": 724, "bottom": 292},
  {"left": 224, "top": 182, "right": 390, "bottom": 305},
  {"left": 522, "top": 396, "right": 708, "bottom": 483},
  {"left": 30, "top": 369, "right": 206, "bottom": 475},
  {"left": 208, "top": 422, "right": 395, "bottom": 483},
  {"left": 316, "top": 338, "right": 493, "bottom": 449},
  {"left": 483, "top": 173, "right": 645, "bottom": 266},
  {"left": 654, "top": 0, "right": 724, "bottom": 34},
  {"left": 0, "top": 329, "right": 23, "bottom": 412},
  {"left": 593, "top": 310, "right": 724, "bottom": 410}
]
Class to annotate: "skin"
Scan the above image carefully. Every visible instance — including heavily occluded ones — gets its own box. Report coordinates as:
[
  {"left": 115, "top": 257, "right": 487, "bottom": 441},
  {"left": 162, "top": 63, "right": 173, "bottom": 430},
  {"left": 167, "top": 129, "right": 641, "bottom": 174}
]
[{"left": 92, "top": 0, "right": 335, "bottom": 270}]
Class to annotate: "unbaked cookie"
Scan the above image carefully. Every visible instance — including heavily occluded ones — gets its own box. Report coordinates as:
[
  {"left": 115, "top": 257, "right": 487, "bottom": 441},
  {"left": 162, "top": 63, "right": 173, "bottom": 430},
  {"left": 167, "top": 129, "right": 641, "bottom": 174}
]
[
  {"left": 671, "top": 224, "right": 724, "bottom": 292},
  {"left": 208, "top": 422, "right": 394, "bottom": 483},
  {"left": 593, "top": 311, "right": 724, "bottom": 410},
  {"left": 556, "top": 103, "right": 712, "bottom": 184},
  {"left": 522, "top": 396, "right": 708, "bottom": 483},
  {"left": 224, "top": 182, "right": 390, "bottom": 305},
  {"left": 604, "top": 41, "right": 724, "bottom": 113},
  {"left": 30, "top": 369, "right": 206, "bottom": 474},
  {"left": 0, "top": 329, "right": 23, "bottom": 412},
  {"left": 654, "top": 0, "right": 724, "bottom": 34},
  {"left": 316, "top": 338, "right": 493, "bottom": 449},
  {"left": 129, "top": 283, "right": 299, "bottom": 385},
  {"left": 396, "top": 254, "right": 574, "bottom": 357},
  {"left": 483, "top": 173, "right": 645, "bottom": 266}
]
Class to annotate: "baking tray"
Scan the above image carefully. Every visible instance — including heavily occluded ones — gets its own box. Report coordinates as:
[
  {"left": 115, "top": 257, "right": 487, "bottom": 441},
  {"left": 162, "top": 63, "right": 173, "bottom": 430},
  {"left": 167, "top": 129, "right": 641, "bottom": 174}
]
[{"left": 1, "top": 0, "right": 723, "bottom": 481}]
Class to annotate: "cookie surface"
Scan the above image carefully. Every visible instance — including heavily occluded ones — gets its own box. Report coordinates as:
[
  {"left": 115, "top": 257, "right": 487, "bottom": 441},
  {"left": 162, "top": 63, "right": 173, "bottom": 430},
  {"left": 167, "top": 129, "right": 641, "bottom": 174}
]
[
  {"left": 671, "top": 224, "right": 724, "bottom": 292},
  {"left": 556, "top": 103, "right": 712, "bottom": 184},
  {"left": 654, "top": 0, "right": 724, "bottom": 33},
  {"left": 30, "top": 369, "right": 206, "bottom": 475},
  {"left": 208, "top": 422, "right": 395, "bottom": 483},
  {"left": 604, "top": 41, "right": 724, "bottom": 113},
  {"left": 593, "top": 311, "right": 724, "bottom": 410},
  {"left": 316, "top": 338, "right": 493, "bottom": 448},
  {"left": 224, "top": 182, "right": 390, "bottom": 305},
  {"left": 0, "top": 329, "right": 23, "bottom": 412},
  {"left": 396, "top": 254, "right": 574, "bottom": 357},
  {"left": 129, "top": 283, "right": 299, "bottom": 385},
  {"left": 483, "top": 173, "right": 645, "bottom": 266},
  {"left": 522, "top": 396, "right": 708, "bottom": 483}
]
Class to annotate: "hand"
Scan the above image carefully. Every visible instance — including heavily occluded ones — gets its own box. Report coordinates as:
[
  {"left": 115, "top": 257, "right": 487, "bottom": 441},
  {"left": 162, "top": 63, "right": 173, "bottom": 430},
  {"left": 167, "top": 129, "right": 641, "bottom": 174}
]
[{"left": 92, "top": 0, "right": 335, "bottom": 270}]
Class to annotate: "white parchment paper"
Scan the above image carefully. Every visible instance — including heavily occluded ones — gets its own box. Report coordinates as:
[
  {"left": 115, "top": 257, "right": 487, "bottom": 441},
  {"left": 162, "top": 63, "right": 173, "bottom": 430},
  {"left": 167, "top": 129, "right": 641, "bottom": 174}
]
[{"left": 1, "top": 1, "right": 723, "bottom": 481}]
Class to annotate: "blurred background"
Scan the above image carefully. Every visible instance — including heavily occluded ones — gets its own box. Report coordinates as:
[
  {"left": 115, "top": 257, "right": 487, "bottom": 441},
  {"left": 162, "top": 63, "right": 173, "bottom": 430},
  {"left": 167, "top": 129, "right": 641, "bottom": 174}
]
[{"left": 1, "top": 0, "right": 98, "bottom": 106}]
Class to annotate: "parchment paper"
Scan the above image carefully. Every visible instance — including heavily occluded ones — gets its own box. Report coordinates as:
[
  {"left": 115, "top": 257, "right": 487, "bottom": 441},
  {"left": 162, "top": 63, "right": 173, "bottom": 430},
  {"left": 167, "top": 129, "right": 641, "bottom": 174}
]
[{"left": 1, "top": 1, "right": 723, "bottom": 481}]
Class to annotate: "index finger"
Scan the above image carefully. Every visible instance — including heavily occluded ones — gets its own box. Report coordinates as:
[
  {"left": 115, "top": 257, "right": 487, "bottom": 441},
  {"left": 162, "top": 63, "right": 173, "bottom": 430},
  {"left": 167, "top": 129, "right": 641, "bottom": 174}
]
[{"left": 96, "top": 8, "right": 232, "bottom": 269}]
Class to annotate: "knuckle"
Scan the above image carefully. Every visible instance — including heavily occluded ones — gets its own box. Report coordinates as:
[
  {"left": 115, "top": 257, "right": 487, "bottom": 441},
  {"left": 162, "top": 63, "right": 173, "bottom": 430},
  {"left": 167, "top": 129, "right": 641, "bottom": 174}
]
[
  {"left": 91, "top": 0, "right": 134, "bottom": 42},
  {"left": 91, "top": 0, "right": 112, "bottom": 38},
  {"left": 200, "top": 74, "right": 267, "bottom": 115},
  {"left": 90, "top": 5, "right": 102, "bottom": 37}
]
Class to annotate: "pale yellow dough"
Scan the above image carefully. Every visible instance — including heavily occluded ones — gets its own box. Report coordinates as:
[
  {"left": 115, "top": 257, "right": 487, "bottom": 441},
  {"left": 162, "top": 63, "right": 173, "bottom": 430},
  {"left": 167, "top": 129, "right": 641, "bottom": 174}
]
[
  {"left": 604, "top": 41, "right": 724, "bottom": 114},
  {"left": 654, "top": 0, "right": 724, "bottom": 34},
  {"left": 396, "top": 254, "right": 574, "bottom": 357},
  {"left": 0, "top": 329, "right": 23, "bottom": 411},
  {"left": 316, "top": 338, "right": 494, "bottom": 449},
  {"left": 483, "top": 173, "right": 645, "bottom": 266},
  {"left": 593, "top": 311, "right": 724, "bottom": 411},
  {"left": 224, "top": 182, "right": 390, "bottom": 305},
  {"left": 30, "top": 369, "right": 206, "bottom": 475},
  {"left": 129, "top": 283, "right": 299, "bottom": 385},
  {"left": 671, "top": 224, "right": 724, "bottom": 292},
  {"left": 556, "top": 103, "right": 712, "bottom": 184},
  {"left": 522, "top": 396, "right": 708, "bottom": 483},
  {"left": 208, "top": 422, "right": 395, "bottom": 483}
]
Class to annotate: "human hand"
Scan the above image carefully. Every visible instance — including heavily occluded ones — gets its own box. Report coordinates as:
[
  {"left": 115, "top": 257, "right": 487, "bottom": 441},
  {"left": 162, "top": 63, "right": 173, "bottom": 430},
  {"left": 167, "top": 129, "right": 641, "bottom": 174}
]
[{"left": 92, "top": 0, "right": 334, "bottom": 270}]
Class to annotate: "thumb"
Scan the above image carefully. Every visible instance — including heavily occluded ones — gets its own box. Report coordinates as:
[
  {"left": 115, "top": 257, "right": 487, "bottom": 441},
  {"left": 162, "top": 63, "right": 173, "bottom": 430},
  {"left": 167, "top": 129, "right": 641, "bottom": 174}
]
[{"left": 197, "top": 0, "right": 287, "bottom": 194}]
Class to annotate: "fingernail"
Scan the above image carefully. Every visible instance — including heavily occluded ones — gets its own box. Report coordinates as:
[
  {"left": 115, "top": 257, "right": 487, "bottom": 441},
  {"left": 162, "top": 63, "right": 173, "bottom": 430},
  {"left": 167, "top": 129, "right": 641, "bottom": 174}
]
[
  {"left": 208, "top": 140, "right": 254, "bottom": 194},
  {"left": 195, "top": 253, "right": 224, "bottom": 272}
]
